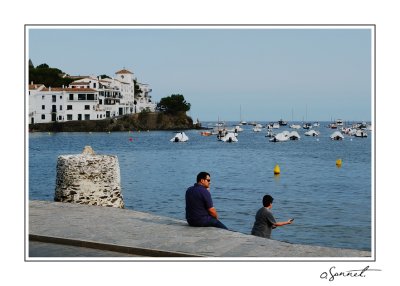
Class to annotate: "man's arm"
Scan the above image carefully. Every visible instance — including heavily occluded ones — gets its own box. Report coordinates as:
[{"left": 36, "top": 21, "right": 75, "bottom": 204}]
[
  {"left": 208, "top": 207, "right": 218, "bottom": 219},
  {"left": 273, "top": 219, "right": 293, "bottom": 227}
]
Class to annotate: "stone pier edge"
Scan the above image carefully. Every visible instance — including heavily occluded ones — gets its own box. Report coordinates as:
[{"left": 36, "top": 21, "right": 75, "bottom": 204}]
[{"left": 29, "top": 234, "right": 203, "bottom": 258}]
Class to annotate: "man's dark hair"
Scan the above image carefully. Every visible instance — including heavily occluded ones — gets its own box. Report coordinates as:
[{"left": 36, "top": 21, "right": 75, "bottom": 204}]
[
  {"left": 263, "top": 195, "right": 274, "bottom": 207},
  {"left": 197, "top": 172, "right": 210, "bottom": 183}
]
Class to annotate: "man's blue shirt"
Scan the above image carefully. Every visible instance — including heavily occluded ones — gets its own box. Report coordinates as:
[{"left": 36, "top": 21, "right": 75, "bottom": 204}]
[{"left": 185, "top": 183, "right": 213, "bottom": 226}]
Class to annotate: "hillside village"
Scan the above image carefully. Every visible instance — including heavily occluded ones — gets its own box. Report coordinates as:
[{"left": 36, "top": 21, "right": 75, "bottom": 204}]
[{"left": 29, "top": 68, "right": 156, "bottom": 125}]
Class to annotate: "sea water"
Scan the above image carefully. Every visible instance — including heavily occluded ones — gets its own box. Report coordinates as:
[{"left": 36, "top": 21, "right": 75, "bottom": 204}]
[{"left": 28, "top": 122, "right": 372, "bottom": 251}]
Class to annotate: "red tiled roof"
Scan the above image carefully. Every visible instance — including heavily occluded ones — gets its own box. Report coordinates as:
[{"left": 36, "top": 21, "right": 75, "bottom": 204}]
[
  {"left": 29, "top": 84, "right": 45, "bottom": 90},
  {"left": 115, "top": 69, "right": 133, "bottom": 74},
  {"left": 41, "top": 87, "right": 97, "bottom": 92},
  {"left": 70, "top": 81, "right": 91, "bottom": 85},
  {"left": 65, "top": 75, "right": 90, "bottom": 79}
]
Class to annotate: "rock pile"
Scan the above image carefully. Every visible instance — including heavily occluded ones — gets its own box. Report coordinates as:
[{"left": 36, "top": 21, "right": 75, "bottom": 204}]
[{"left": 54, "top": 146, "right": 124, "bottom": 208}]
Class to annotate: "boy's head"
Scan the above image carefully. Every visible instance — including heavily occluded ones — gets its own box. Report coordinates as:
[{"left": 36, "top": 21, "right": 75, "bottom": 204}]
[{"left": 262, "top": 195, "right": 274, "bottom": 207}]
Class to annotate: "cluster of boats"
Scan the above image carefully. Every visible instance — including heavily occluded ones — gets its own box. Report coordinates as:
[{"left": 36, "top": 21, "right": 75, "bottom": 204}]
[{"left": 170, "top": 119, "right": 371, "bottom": 143}]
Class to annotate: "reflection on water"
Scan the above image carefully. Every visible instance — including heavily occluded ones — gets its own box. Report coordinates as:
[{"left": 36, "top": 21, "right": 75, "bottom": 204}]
[{"left": 29, "top": 122, "right": 372, "bottom": 250}]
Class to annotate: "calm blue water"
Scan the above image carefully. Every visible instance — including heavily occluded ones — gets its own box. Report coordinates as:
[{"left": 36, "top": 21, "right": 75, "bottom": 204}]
[{"left": 28, "top": 122, "right": 372, "bottom": 251}]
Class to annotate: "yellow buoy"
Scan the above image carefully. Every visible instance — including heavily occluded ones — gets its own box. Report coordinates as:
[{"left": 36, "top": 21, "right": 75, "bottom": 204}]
[
  {"left": 336, "top": 159, "right": 342, "bottom": 167},
  {"left": 274, "top": 164, "right": 280, "bottom": 175}
]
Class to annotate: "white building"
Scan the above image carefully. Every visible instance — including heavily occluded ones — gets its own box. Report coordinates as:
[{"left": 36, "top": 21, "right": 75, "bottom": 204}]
[
  {"left": 29, "top": 85, "right": 105, "bottom": 124},
  {"left": 136, "top": 82, "right": 155, "bottom": 113},
  {"left": 29, "top": 68, "right": 157, "bottom": 124}
]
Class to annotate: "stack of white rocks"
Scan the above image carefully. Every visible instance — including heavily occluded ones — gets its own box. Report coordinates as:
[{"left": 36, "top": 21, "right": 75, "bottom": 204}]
[{"left": 54, "top": 146, "right": 124, "bottom": 208}]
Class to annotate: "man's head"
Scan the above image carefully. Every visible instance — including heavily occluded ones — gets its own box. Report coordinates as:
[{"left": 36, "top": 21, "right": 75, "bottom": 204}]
[
  {"left": 197, "top": 172, "right": 211, "bottom": 189},
  {"left": 263, "top": 195, "right": 274, "bottom": 207}
]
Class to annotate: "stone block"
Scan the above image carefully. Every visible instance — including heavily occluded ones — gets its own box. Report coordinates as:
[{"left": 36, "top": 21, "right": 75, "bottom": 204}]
[{"left": 54, "top": 146, "right": 124, "bottom": 208}]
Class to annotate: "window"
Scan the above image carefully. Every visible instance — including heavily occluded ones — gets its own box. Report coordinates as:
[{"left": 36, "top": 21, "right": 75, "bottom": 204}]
[
  {"left": 42, "top": 105, "right": 45, "bottom": 110},
  {"left": 93, "top": 83, "right": 96, "bottom": 88},
  {"left": 41, "top": 114, "right": 45, "bottom": 120},
  {"left": 67, "top": 114, "right": 72, "bottom": 120},
  {"left": 85, "top": 105, "right": 90, "bottom": 110},
  {"left": 52, "top": 95, "right": 56, "bottom": 102},
  {"left": 60, "top": 105, "right": 62, "bottom": 110},
  {"left": 85, "top": 114, "right": 90, "bottom": 120},
  {"left": 67, "top": 105, "right": 72, "bottom": 110},
  {"left": 69, "top": 94, "right": 74, "bottom": 100},
  {"left": 60, "top": 95, "right": 62, "bottom": 100},
  {"left": 87, "top": 94, "right": 95, "bottom": 100},
  {"left": 58, "top": 116, "right": 62, "bottom": 120},
  {"left": 78, "top": 94, "right": 86, "bottom": 100},
  {"left": 42, "top": 95, "right": 45, "bottom": 100}
]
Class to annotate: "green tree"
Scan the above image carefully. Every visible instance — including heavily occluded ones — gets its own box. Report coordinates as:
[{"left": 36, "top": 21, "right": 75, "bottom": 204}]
[
  {"left": 29, "top": 63, "right": 74, "bottom": 87},
  {"left": 157, "top": 94, "right": 191, "bottom": 114}
]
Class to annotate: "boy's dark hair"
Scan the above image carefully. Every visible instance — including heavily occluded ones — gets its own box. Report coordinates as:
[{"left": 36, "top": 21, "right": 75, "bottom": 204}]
[
  {"left": 263, "top": 195, "right": 274, "bottom": 207},
  {"left": 197, "top": 172, "right": 210, "bottom": 182}
]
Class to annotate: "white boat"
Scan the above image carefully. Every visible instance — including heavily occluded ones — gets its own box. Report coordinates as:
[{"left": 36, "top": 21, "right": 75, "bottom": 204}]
[
  {"left": 336, "top": 119, "right": 344, "bottom": 126},
  {"left": 234, "top": 125, "right": 243, "bottom": 132},
  {"left": 170, "top": 132, "right": 189, "bottom": 142},
  {"left": 330, "top": 131, "right": 344, "bottom": 140},
  {"left": 265, "top": 130, "right": 275, "bottom": 137},
  {"left": 303, "top": 123, "right": 312, "bottom": 129},
  {"left": 290, "top": 124, "right": 301, "bottom": 129},
  {"left": 304, "top": 129, "right": 319, "bottom": 136},
  {"left": 278, "top": 119, "right": 288, "bottom": 126},
  {"left": 313, "top": 122, "right": 320, "bottom": 127},
  {"left": 253, "top": 124, "right": 263, "bottom": 132},
  {"left": 288, "top": 131, "right": 301, "bottom": 140},
  {"left": 272, "top": 122, "right": 280, "bottom": 129},
  {"left": 354, "top": 130, "right": 368, "bottom": 137},
  {"left": 269, "top": 132, "right": 289, "bottom": 142},
  {"left": 221, "top": 132, "right": 238, "bottom": 143}
]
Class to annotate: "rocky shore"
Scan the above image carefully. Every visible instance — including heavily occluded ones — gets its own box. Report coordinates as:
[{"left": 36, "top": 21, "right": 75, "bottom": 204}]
[{"left": 29, "top": 112, "right": 197, "bottom": 132}]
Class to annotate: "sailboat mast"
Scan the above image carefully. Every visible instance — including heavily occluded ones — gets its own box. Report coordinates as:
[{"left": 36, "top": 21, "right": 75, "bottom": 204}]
[{"left": 306, "top": 104, "right": 308, "bottom": 121}]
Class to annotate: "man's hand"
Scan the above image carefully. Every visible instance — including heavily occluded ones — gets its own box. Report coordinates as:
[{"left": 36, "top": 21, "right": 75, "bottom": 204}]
[{"left": 208, "top": 207, "right": 218, "bottom": 219}]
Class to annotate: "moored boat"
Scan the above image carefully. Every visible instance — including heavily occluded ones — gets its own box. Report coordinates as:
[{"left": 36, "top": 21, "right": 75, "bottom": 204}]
[
  {"left": 305, "top": 129, "right": 319, "bottom": 136},
  {"left": 170, "top": 132, "right": 189, "bottom": 142},
  {"left": 330, "top": 131, "right": 344, "bottom": 140},
  {"left": 221, "top": 132, "right": 238, "bottom": 143}
]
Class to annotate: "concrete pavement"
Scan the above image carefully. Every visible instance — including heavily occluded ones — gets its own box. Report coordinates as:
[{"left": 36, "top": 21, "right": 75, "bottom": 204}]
[{"left": 28, "top": 200, "right": 371, "bottom": 259}]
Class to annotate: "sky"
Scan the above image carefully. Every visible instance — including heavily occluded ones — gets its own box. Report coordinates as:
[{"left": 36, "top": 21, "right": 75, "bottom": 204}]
[{"left": 28, "top": 26, "right": 372, "bottom": 122}]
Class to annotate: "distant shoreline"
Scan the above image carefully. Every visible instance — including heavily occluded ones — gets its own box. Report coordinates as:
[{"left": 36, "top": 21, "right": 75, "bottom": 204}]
[{"left": 28, "top": 112, "right": 201, "bottom": 132}]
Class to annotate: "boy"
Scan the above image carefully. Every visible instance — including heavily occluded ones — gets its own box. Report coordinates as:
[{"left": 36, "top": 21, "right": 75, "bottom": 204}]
[{"left": 251, "top": 195, "right": 293, "bottom": 238}]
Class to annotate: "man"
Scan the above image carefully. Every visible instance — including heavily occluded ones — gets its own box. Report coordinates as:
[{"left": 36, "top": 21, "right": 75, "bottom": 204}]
[
  {"left": 251, "top": 195, "right": 293, "bottom": 238},
  {"left": 185, "top": 172, "right": 228, "bottom": 230}
]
